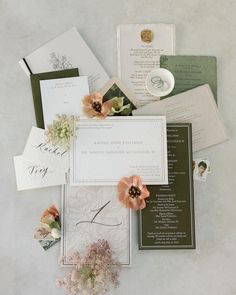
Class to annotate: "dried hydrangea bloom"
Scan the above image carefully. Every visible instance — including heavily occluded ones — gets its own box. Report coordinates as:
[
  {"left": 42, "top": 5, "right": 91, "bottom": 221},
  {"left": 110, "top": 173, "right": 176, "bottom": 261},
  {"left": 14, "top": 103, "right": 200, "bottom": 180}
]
[
  {"left": 82, "top": 93, "right": 111, "bottom": 119},
  {"left": 118, "top": 175, "right": 150, "bottom": 210},
  {"left": 56, "top": 240, "right": 120, "bottom": 295}
]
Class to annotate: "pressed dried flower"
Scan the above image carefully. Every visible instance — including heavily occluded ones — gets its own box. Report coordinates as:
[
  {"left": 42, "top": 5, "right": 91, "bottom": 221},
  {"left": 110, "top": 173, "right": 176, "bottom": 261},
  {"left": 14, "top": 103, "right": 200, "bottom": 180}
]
[
  {"left": 82, "top": 93, "right": 111, "bottom": 119},
  {"left": 57, "top": 240, "right": 120, "bottom": 295},
  {"left": 118, "top": 175, "right": 150, "bottom": 210}
]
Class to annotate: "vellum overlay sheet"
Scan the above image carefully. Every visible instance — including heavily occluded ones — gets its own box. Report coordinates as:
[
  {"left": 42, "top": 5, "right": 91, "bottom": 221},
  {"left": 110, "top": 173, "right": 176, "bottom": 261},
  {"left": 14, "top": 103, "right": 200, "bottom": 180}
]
[{"left": 61, "top": 184, "right": 131, "bottom": 267}]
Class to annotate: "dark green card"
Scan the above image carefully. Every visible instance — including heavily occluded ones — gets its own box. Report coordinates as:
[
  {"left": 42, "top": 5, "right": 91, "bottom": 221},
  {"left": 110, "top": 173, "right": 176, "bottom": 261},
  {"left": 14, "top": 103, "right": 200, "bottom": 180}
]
[
  {"left": 138, "top": 123, "right": 195, "bottom": 249},
  {"left": 160, "top": 55, "right": 217, "bottom": 102},
  {"left": 30, "top": 68, "right": 79, "bottom": 128}
]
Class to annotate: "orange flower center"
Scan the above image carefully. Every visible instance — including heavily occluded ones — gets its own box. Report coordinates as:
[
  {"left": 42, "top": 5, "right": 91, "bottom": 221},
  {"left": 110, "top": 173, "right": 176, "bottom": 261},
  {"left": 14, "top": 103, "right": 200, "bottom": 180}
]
[
  {"left": 92, "top": 101, "right": 102, "bottom": 113},
  {"left": 128, "top": 186, "right": 141, "bottom": 198}
]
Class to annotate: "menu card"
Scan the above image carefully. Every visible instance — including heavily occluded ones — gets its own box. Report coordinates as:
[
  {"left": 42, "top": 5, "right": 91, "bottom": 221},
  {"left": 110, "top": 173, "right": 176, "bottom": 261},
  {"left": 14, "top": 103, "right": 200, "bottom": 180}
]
[
  {"left": 139, "top": 124, "right": 195, "bottom": 249},
  {"left": 117, "top": 24, "right": 175, "bottom": 106}
]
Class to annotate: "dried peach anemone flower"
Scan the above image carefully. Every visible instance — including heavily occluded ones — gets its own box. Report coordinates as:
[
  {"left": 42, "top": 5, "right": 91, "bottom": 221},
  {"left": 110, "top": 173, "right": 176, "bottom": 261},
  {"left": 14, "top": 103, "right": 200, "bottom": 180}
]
[
  {"left": 117, "top": 175, "right": 150, "bottom": 210},
  {"left": 82, "top": 92, "right": 111, "bottom": 118}
]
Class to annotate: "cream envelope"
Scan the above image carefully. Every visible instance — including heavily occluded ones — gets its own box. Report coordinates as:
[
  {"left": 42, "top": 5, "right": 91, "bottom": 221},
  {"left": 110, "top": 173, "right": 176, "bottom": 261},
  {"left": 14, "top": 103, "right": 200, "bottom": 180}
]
[
  {"left": 23, "top": 126, "right": 69, "bottom": 172},
  {"left": 133, "top": 84, "right": 228, "bottom": 152},
  {"left": 14, "top": 156, "right": 66, "bottom": 191}
]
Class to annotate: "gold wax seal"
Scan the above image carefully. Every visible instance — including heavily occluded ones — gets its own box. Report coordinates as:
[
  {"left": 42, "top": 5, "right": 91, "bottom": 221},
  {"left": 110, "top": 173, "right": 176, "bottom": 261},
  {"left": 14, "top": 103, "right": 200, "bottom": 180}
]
[{"left": 141, "top": 29, "right": 153, "bottom": 43}]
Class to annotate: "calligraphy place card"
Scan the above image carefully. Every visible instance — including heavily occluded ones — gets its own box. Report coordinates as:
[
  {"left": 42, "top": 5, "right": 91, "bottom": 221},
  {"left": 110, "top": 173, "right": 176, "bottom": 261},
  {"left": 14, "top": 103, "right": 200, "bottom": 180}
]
[
  {"left": 23, "top": 126, "right": 69, "bottom": 172},
  {"left": 14, "top": 156, "right": 65, "bottom": 191}
]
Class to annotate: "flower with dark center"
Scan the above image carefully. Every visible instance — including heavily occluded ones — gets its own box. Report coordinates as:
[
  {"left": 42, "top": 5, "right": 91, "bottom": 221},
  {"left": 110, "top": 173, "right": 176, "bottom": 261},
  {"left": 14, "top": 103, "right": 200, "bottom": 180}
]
[
  {"left": 117, "top": 175, "right": 150, "bottom": 210},
  {"left": 128, "top": 186, "right": 141, "bottom": 198},
  {"left": 83, "top": 92, "right": 111, "bottom": 118},
  {"left": 92, "top": 101, "right": 102, "bottom": 113}
]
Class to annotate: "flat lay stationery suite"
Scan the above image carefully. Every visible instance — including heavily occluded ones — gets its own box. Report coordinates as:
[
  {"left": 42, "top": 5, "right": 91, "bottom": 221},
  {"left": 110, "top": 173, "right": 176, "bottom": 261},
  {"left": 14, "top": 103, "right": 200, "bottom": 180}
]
[{"left": 12, "top": 21, "right": 230, "bottom": 295}]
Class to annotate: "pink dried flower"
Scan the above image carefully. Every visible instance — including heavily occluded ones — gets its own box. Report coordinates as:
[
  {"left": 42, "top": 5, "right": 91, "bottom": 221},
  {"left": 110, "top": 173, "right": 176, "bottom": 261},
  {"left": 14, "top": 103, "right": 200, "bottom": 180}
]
[
  {"left": 56, "top": 240, "right": 121, "bottom": 295},
  {"left": 82, "top": 93, "right": 111, "bottom": 119},
  {"left": 118, "top": 175, "right": 150, "bottom": 210}
]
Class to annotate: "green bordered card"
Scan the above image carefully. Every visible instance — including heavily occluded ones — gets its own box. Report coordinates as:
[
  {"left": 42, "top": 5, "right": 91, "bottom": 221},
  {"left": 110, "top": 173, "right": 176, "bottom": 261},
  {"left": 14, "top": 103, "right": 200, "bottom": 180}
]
[
  {"left": 30, "top": 68, "right": 79, "bottom": 129},
  {"left": 138, "top": 123, "right": 195, "bottom": 249},
  {"left": 160, "top": 55, "right": 217, "bottom": 102}
]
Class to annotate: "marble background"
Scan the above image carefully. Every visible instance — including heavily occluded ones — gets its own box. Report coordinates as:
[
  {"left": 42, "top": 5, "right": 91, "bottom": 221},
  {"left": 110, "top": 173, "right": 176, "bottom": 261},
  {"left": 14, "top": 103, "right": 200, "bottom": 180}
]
[{"left": 1, "top": 0, "right": 236, "bottom": 294}]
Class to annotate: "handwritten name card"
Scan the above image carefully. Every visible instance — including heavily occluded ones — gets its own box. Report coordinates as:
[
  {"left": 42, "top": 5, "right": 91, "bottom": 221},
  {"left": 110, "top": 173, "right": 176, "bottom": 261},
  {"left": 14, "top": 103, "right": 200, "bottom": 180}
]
[{"left": 14, "top": 156, "right": 65, "bottom": 191}]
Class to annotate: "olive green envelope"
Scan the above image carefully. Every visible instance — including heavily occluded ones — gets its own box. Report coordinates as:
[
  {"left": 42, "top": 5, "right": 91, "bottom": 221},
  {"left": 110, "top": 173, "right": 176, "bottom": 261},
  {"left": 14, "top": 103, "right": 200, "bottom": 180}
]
[
  {"left": 138, "top": 123, "right": 195, "bottom": 250},
  {"left": 160, "top": 55, "right": 217, "bottom": 102},
  {"left": 30, "top": 68, "right": 79, "bottom": 129}
]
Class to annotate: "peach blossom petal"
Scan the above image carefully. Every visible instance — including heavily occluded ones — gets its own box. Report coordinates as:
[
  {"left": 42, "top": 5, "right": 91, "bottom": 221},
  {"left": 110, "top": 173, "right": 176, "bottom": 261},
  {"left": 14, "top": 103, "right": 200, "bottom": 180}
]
[
  {"left": 118, "top": 191, "right": 128, "bottom": 203},
  {"left": 140, "top": 185, "right": 150, "bottom": 200},
  {"left": 117, "top": 175, "right": 150, "bottom": 210}
]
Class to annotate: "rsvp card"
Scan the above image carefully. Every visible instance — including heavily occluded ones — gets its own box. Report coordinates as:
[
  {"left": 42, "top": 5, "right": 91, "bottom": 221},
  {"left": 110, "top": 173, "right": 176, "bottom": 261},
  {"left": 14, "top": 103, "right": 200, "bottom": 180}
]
[
  {"left": 71, "top": 117, "right": 168, "bottom": 186},
  {"left": 40, "top": 76, "right": 89, "bottom": 126}
]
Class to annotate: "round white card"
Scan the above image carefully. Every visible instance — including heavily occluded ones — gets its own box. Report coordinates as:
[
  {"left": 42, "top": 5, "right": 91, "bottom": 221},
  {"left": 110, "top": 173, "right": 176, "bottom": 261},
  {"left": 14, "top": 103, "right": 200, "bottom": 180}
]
[{"left": 145, "top": 68, "right": 175, "bottom": 97}]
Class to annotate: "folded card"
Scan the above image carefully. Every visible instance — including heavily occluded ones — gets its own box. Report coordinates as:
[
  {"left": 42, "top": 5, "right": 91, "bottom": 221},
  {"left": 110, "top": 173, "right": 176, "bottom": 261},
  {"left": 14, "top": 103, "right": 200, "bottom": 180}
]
[
  {"left": 30, "top": 68, "right": 79, "bottom": 128},
  {"left": 19, "top": 27, "right": 109, "bottom": 92},
  {"left": 71, "top": 116, "right": 168, "bottom": 186},
  {"left": 14, "top": 156, "right": 66, "bottom": 191},
  {"left": 133, "top": 84, "right": 228, "bottom": 152},
  {"left": 40, "top": 76, "right": 89, "bottom": 126},
  {"left": 23, "top": 127, "right": 69, "bottom": 171}
]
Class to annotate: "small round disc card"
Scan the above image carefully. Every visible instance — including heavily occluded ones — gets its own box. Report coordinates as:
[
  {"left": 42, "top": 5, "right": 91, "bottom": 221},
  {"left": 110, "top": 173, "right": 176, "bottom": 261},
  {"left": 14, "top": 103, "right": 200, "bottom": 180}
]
[{"left": 145, "top": 68, "right": 175, "bottom": 97}]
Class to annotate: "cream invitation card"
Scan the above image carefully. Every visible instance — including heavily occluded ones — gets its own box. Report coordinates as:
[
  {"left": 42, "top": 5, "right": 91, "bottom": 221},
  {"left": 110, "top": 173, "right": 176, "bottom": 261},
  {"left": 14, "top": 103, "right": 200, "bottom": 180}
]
[
  {"left": 133, "top": 84, "right": 228, "bottom": 152},
  {"left": 40, "top": 76, "right": 89, "bottom": 126},
  {"left": 23, "top": 127, "right": 69, "bottom": 172},
  {"left": 61, "top": 184, "right": 131, "bottom": 266},
  {"left": 14, "top": 156, "right": 65, "bottom": 191},
  {"left": 71, "top": 117, "right": 168, "bottom": 186},
  {"left": 19, "top": 27, "right": 109, "bottom": 92},
  {"left": 117, "top": 24, "right": 175, "bottom": 106}
]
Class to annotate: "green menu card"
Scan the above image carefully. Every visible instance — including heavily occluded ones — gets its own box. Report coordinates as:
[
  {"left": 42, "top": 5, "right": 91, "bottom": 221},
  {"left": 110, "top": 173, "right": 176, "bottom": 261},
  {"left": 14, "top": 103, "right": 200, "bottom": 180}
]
[
  {"left": 160, "top": 55, "right": 217, "bottom": 102},
  {"left": 138, "top": 123, "right": 195, "bottom": 249},
  {"left": 30, "top": 68, "right": 79, "bottom": 129}
]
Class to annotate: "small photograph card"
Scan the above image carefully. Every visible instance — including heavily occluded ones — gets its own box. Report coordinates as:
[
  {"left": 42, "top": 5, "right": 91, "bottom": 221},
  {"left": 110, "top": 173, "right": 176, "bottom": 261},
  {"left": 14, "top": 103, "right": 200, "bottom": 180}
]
[
  {"left": 23, "top": 127, "right": 69, "bottom": 172},
  {"left": 70, "top": 116, "right": 168, "bottom": 186},
  {"left": 117, "top": 24, "right": 175, "bottom": 105},
  {"left": 30, "top": 68, "right": 79, "bottom": 128},
  {"left": 61, "top": 184, "right": 131, "bottom": 266},
  {"left": 99, "top": 77, "right": 138, "bottom": 116},
  {"left": 14, "top": 156, "right": 65, "bottom": 191},
  {"left": 193, "top": 159, "right": 210, "bottom": 182},
  {"left": 19, "top": 27, "right": 109, "bottom": 92},
  {"left": 133, "top": 84, "right": 228, "bottom": 152},
  {"left": 40, "top": 76, "right": 89, "bottom": 127},
  {"left": 139, "top": 124, "right": 195, "bottom": 249}
]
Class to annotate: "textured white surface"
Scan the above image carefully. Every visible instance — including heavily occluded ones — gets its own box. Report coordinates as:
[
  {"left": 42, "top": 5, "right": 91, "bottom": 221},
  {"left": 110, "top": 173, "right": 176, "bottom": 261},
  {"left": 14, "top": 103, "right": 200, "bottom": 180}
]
[{"left": 0, "top": 0, "right": 235, "bottom": 294}]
